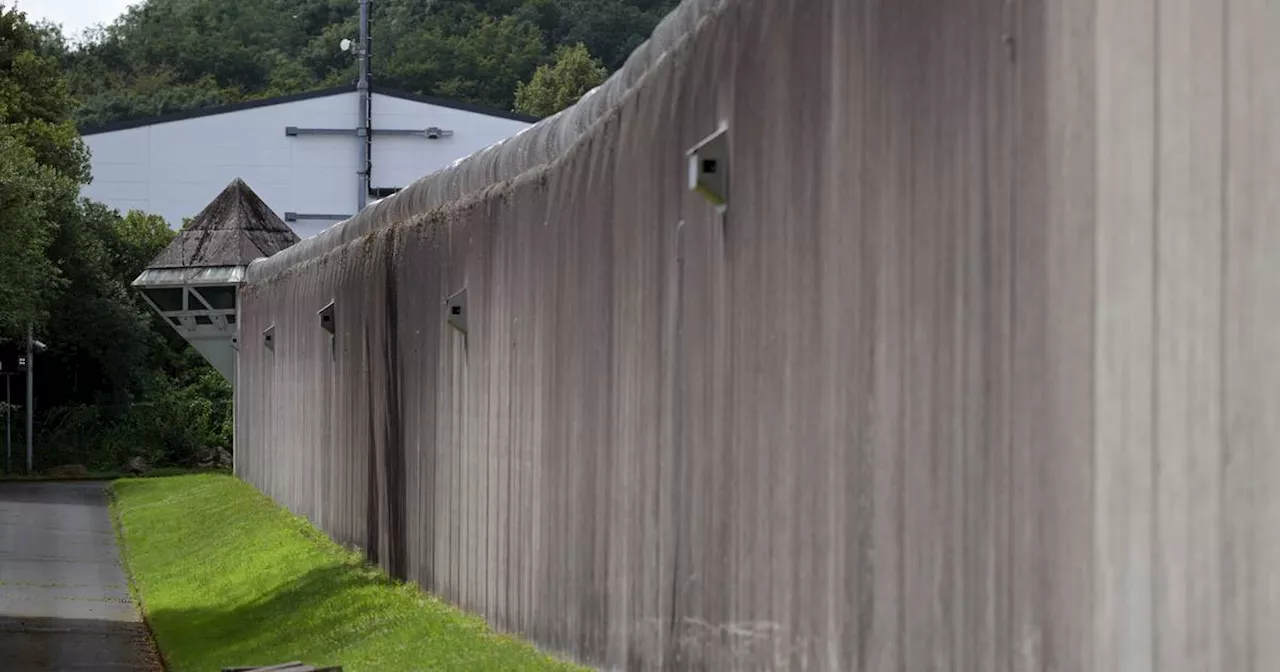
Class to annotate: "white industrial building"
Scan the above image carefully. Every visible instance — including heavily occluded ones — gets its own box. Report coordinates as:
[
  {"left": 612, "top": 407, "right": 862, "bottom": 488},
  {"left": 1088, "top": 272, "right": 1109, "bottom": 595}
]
[{"left": 82, "top": 87, "right": 536, "bottom": 238}]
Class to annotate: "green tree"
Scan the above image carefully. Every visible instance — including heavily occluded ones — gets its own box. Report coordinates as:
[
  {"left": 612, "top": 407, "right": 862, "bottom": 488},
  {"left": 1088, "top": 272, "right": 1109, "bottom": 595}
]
[
  {"left": 514, "top": 42, "right": 606, "bottom": 118},
  {"left": 0, "top": 4, "right": 87, "bottom": 338},
  {"left": 0, "top": 128, "right": 63, "bottom": 337},
  {"left": 41, "top": 202, "right": 160, "bottom": 403},
  {"left": 109, "top": 210, "right": 176, "bottom": 279},
  {"left": 379, "top": 13, "right": 546, "bottom": 110},
  {"left": 515, "top": 0, "right": 677, "bottom": 71}
]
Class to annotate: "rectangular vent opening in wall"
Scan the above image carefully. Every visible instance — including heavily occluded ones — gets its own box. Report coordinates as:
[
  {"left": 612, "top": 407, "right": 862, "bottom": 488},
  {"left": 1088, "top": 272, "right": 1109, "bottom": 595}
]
[
  {"left": 446, "top": 288, "right": 467, "bottom": 335},
  {"left": 688, "top": 123, "right": 729, "bottom": 211},
  {"left": 318, "top": 301, "right": 336, "bottom": 335},
  {"left": 263, "top": 325, "right": 275, "bottom": 351}
]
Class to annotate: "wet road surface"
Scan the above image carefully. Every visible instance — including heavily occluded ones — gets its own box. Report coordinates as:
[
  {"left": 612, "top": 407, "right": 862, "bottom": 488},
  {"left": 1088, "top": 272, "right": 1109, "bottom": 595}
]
[{"left": 0, "top": 481, "right": 159, "bottom": 671}]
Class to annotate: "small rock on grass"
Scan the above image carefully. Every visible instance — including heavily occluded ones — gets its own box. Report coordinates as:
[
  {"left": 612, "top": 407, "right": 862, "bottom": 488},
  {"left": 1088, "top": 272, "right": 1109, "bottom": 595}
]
[{"left": 125, "top": 457, "right": 150, "bottom": 475}]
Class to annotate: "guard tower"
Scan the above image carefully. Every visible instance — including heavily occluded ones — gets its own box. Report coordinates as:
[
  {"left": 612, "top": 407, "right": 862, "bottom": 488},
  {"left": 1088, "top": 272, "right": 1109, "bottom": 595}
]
[{"left": 132, "top": 179, "right": 300, "bottom": 383}]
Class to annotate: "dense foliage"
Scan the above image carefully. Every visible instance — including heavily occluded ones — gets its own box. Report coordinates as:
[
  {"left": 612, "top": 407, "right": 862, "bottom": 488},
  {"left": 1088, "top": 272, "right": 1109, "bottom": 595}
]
[
  {"left": 514, "top": 42, "right": 607, "bottom": 118},
  {"left": 0, "top": 5, "right": 87, "bottom": 335},
  {"left": 0, "top": 5, "right": 231, "bottom": 472},
  {"left": 46, "top": 0, "right": 677, "bottom": 128}
]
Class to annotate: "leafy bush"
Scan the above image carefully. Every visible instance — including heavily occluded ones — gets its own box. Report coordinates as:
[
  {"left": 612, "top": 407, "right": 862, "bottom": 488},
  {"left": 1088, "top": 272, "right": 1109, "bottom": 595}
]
[{"left": 35, "top": 370, "right": 231, "bottom": 471}]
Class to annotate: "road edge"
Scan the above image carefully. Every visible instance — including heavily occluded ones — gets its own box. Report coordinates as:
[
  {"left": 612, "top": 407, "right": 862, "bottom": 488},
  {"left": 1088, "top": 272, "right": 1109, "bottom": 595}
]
[{"left": 106, "top": 481, "right": 170, "bottom": 672}]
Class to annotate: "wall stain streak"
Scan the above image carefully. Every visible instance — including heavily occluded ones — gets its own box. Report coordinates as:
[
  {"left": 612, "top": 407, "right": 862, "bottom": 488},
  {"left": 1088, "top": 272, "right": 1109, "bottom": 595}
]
[{"left": 234, "top": 0, "right": 1280, "bottom": 669}]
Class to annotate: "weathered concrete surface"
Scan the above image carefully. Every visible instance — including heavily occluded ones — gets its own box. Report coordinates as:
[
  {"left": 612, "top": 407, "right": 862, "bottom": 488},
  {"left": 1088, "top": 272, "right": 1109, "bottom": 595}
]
[
  {"left": 0, "top": 482, "right": 159, "bottom": 671},
  {"left": 236, "top": 0, "right": 1280, "bottom": 669}
]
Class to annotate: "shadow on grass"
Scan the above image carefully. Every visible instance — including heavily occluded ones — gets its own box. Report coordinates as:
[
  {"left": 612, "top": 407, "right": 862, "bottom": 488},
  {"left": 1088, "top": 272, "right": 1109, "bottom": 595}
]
[{"left": 144, "top": 563, "right": 397, "bottom": 670}]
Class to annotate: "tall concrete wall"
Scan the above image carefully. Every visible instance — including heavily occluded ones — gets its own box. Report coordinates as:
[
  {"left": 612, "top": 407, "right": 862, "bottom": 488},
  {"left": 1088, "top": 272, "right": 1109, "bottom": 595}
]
[{"left": 235, "top": 0, "right": 1280, "bottom": 668}]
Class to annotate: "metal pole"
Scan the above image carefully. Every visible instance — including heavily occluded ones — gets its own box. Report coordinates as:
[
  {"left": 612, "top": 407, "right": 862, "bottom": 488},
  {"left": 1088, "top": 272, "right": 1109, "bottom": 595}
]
[
  {"left": 356, "top": 0, "right": 372, "bottom": 211},
  {"left": 26, "top": 324, "right": 33, "bottom": 474},
  {"left": 5, "top": 372, "right": 10, "bottom": 475}
]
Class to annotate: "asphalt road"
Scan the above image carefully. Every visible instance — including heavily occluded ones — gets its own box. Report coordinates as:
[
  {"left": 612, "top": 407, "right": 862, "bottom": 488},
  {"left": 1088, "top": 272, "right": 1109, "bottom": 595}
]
[{"left": 0, "top": 481, "right": 160, "bottom": 671}]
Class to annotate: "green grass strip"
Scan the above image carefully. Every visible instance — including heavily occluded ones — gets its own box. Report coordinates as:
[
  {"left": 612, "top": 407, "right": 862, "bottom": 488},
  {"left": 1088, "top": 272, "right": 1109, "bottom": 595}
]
[{"left": 110, "top": 474, "right": 584, "bottom": 672}]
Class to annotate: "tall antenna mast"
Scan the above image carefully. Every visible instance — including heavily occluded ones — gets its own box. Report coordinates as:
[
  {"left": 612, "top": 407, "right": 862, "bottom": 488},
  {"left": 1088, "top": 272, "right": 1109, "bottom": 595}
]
[{"left": 356, "top": 0, "right": 372, "bottom": 211}]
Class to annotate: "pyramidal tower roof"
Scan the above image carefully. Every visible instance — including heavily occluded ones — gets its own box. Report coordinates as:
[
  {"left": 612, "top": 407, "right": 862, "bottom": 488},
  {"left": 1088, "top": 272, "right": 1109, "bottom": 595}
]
[{"left": 146, "top": 178, "right": 300, "bottom": 269}]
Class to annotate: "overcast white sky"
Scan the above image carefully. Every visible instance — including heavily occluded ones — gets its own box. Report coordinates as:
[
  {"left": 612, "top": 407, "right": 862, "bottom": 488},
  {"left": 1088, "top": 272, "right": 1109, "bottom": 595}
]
[{"left": 17, "top": 0, "right": 137, "bottom": 39}]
